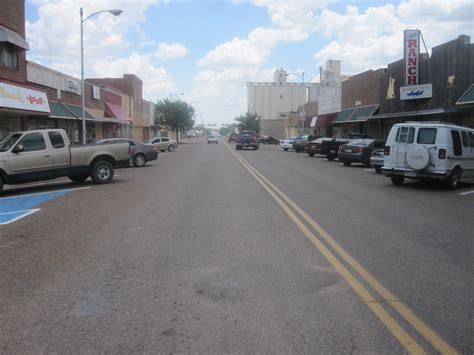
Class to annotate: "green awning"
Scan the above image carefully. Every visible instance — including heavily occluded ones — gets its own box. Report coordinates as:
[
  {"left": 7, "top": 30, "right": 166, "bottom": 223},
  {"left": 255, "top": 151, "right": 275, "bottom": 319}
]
[
  {"left": 456, "top": 84, "right": 474, "bottom": 105},
  {"left": 49, "top": 102, "right": 76, "bottom": 119},
  {"left": 347, "top": 104, "right": 379, "bottom": 122},
  {"left": 333, "top": 108, "right": 356, "bottom": 123},
  {"left": 63, "top": 104, "right": 94, "bottom": 119}
]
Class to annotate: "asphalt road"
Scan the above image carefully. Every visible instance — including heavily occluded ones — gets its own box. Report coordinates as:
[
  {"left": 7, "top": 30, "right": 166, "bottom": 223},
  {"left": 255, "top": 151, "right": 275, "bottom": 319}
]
[{"left": 0, "top": 137, "right": 472, "bottom": 353}]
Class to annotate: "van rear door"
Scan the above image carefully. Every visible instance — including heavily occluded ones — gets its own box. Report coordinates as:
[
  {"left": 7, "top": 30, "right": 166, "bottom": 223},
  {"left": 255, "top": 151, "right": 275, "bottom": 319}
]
[{"left": 394, "top": 126, "right": 416, "bottom": 168}]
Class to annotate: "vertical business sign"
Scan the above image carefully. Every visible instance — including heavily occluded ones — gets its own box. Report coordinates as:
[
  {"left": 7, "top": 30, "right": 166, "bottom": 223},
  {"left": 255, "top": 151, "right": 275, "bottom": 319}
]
[{"left": 404, "top": 29, "right": 420, "bottom": 85}]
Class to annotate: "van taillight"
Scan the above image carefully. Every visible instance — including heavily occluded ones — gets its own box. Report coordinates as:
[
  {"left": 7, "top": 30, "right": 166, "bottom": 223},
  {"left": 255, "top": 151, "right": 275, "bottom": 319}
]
[
  {"left": 384, "top": 146, "right": 390, "bottom": 155},
  {"left": 438, "top": 148, "right": 446, "bottom": 159}
]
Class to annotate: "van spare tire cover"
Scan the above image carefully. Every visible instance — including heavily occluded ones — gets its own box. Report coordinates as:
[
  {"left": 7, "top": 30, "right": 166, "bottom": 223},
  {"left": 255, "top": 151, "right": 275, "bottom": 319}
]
[{"left": 406, "top": 146, "right": 430, "bottom": 170}]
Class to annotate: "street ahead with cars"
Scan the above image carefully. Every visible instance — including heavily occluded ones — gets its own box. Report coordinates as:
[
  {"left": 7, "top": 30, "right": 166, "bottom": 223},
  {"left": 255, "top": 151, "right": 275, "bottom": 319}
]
[{"left": 1, "top": 133, "right": 473, "bottom": 353}]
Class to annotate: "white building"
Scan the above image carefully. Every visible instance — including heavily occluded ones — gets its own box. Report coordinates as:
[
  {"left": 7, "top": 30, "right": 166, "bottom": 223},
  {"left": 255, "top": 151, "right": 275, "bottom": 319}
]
[{"left": 247, "top": 68, "right": 319, "bottom": 121}]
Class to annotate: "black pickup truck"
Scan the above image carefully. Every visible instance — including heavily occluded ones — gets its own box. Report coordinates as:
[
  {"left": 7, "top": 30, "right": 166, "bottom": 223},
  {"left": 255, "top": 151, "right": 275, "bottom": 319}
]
[
  {"left": 236, "top": 131, "right": 259, "bottom": 150},
  {"left": 321, "top": 133, "right": 372, "bottom": 160}
]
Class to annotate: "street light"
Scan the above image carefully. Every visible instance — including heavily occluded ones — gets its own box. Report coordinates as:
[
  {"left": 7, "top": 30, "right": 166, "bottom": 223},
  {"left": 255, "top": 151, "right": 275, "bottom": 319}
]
[
  {"left": 80, "top": 7, "right": 122, "bottom": 144},
  {"left": 286, "top": 72, "right": 306, "bottom": 135}
]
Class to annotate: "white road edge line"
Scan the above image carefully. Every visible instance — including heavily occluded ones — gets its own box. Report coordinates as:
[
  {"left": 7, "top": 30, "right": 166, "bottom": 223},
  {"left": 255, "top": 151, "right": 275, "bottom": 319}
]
[
  {"left": 459, "top": 190, "right": 474, "bottom": 196},
  {"left": 0, "top": 209, "right": 41, "bottom": 225},
  {"left": 4, "top": 180, "right": 73, "bottom": 190},
  {"left": 0, "top": 186, "right": 91, "bottom": 200}
]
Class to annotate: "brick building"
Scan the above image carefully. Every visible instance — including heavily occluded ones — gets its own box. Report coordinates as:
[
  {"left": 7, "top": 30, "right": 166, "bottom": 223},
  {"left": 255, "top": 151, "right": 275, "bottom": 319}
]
[
  {"left": 333, "top": 69, "right": 385, "bottom": 138},
  {"left": 0, "top": 0, "right": 51, "bottom": 138},
  {"left": 88, "top": 75, "right": 150, "bottom": 142}
]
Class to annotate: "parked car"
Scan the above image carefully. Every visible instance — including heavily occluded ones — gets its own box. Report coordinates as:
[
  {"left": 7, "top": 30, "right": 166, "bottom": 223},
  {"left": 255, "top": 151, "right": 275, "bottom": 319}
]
[
  {"left": 292, "top": 135, "right": 309, "bottom": 152},
  {"left": 228, "top": 132, "right": 238, "bottom": 142},
  {"left": 208, "top": 135, "right": 218, "bottom": 144},
  {"left": 305, "top": 137, "right": 333, "bottom": 157},
  {"left": 320, "top": 138, "right": 351, "bottom": 160},
  {"left": 236, "top": 131, "right": 259, "bottom": 150},
  {"left": 257, "top": 135, "right": 269, "bottom": 144},
  {"left": 280, "top": 136, "right": 296, "bottom": 151},
  {"left": 293, "top": 135, "right": 319, "bottom": 152},
  {"left": 97, "top": 138, "right": 158, "bottom": 167},
  {"left": 382, "top": 122, "right": 474, "bottom": 189},
  {"left": 370, "top": 148, "right": 385, "bottom": 173},
  {"left": 343, "top": 133, "right": 372, "bottom": 140},
  {"left": 147, "top": 136, "right": 177, "bottom": 152},
  {"left": 265, "top": 136, "right": 280, "bottom": 145},
  {"left": 338, "top": 139, "right": 386, "bottom": 166},
  {"left": 0, "top": 129, "right": 130, "bottom": 192}
]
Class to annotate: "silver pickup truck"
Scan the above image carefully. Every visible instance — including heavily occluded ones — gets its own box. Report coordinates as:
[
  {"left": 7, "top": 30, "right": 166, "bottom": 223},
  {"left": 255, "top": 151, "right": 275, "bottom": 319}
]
[{"left": 0, "top": 129, "right": 130, "bottom": 192}]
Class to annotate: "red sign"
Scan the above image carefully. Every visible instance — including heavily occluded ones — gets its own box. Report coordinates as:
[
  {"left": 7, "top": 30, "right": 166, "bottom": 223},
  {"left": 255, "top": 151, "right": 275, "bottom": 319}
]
[{"left": 404, "top": 30, "right": 420, "bottom": 85}]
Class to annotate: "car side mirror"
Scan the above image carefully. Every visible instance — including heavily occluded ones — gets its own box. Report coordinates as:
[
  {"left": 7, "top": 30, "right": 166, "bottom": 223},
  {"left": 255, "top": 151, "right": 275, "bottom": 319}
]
[{"left": 12, "top": 144, "right": 24, "bottom": 153}]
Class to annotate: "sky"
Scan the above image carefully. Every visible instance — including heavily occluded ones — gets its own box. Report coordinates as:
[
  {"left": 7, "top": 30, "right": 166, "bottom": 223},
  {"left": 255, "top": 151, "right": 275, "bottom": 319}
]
[{"left": 24, "top": 0, "right": 473, "bottom": 127}]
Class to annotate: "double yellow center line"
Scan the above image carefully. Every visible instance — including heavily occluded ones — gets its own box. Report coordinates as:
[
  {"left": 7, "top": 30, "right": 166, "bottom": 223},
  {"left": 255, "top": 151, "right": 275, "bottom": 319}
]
[{"left": 225, "top": 143, "right": 457, "bottom": 354}]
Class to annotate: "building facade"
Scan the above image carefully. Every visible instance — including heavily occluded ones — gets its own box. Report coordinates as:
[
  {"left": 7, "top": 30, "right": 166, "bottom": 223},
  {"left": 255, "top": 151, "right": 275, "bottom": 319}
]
[
  {"left": 0, "top": 0, "right": 51, "bottom": 138},
  {"left": 88, "top": 75, "right": 150, "bottom": 142},
  {"left": 247, "top": 68, "right": 320, "bottom": 138}
]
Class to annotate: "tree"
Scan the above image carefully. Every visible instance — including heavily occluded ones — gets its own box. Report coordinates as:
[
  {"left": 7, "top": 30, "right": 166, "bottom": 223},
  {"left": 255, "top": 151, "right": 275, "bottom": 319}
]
[
  {"left": 193, "top": 123, "right": 211, "bottom": 136},
  {"left": 155, "top": 99, "right": 195, "bottom": 143},
  {"left": 219, "top": 123, "right": 237, "bottom": 136},
  {"left": 234, "top": 112, "right": 260, "bottom": 134}
]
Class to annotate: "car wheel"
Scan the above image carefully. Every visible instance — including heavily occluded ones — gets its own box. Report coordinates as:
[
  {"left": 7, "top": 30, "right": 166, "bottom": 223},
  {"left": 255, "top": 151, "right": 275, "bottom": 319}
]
[
  {"left": 283, "top": 148, "right": 288, "bottom": 151},
  {"left": 308, "top": 152, "right": 315, "bottom": 157},
  {"left": 69, "top": 174, "right": 88, "bottom": 183},
  {"left": 133, "top": 153, "right": 146, "bottom": 167},
  {"left": 391, "top": 175, "right": 405, "bottom": 186},
  {"left": 0, "top": 176, "right": 4, "bottom": 192},
  {"left": 168, "top": 145, "right": 175, "bottom": 152},
  {"left": 446, "top": 167, "right": 460, "bottom": 190},
  {"left": 342, "top": 160, "right": 351, "bottom": 166},
  {"left": 374, "top": 166, "right": 382, "bottom": 174},
  {"left": 327, "top": 153, "right": 336, "bottom": 161},
  {"left": 91, "top": 160, "right": 114, "bottom": 184}
]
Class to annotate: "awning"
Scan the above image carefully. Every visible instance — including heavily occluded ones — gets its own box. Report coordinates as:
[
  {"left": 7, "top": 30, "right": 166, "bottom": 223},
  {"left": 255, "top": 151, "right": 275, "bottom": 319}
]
[
  {"left": 62, "top": 104, "right": 94, "bottom": 119},
  {"left": 456, "top": 84, "right": 474, "bottom": 105},
  {"left": 93, "top": 117, "right": 131, "bottom": 125},
  {"left": 347, "top": 104, "right": 379, "bottom": 122},
  {"left": 316, "top": 112, "right": 338, "bottom": 128},
  {"left": 310, "top": 116, "right": 318, "bottom": 128},
  {"left": 105, "top": 103, "right": 132, "bottom": 121},
  {"left": 49, "top": 102, "right": 76, "bottom": 120},
  {"left": 304, "top": 116, "right": 313, "bottom": 128},
  {"left": 370, "top": 108, "right": 450, "bottom": 120},
  {"left": 0, "top": 25, "right": 29, "bottom": 50},
  {"left": 333, "top": 108, "right": 356, "bottom": 123}
]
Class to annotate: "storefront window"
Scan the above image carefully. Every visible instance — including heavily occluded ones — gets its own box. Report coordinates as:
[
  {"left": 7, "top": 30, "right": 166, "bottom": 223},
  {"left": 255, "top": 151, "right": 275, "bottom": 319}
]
[
  {"left": 86, "top": 122, "right": 96, "bottom": 143},
  {"left": 104, "top": 124, "right": 115, "bottom": 139},
  {"left": 27, "top": 118, "right": 55, "bottom": 131},
  {"left": 58, "top": 120, "right": 79, "bottom": 144},
  {"left": 0, "top": 117, "right": 22, "bottom": 140}
]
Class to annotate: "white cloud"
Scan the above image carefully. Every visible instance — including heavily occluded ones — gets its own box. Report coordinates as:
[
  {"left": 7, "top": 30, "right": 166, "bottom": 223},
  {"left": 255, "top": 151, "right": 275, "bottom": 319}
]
[
  {"left": 314, "top": 1, "right": 473, "bottom": 74},
  {"left": 26, "top": 0, "right": 159, "bottom": 77},
  {"left": 93, "top": 52, "right": 174, "bottom": 101},
  {"left": 155, "top": 43, "right": 189, "bottom": 60},
  {"left": 253, "top": 0, "right": 333, "bottom": 29}
]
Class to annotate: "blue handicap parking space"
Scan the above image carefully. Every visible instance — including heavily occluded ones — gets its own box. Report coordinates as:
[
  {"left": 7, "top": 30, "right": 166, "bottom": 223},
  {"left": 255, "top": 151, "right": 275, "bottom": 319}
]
[{"left": 0, "top": 188, "right": 88, "bottom": 225}]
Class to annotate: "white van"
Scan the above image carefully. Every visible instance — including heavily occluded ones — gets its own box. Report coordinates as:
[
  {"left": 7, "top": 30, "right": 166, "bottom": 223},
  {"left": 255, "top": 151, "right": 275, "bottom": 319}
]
[{"left": 382, "top": 122, "right": 474, "bottom": 189}]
